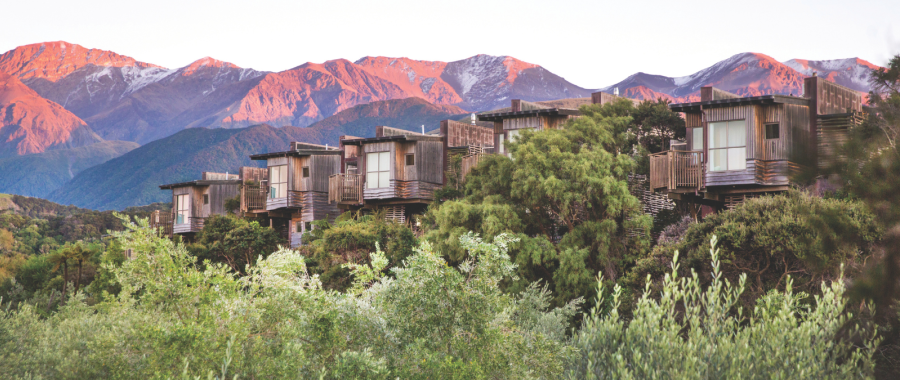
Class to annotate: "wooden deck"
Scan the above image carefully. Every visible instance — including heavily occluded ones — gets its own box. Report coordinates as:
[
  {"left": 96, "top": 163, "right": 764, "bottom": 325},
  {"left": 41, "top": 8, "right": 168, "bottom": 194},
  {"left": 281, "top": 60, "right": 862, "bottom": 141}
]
[
  {"left": 328, "top": 173, "right": 364, "bottom": 205},
  {"left": 240, "top": 184, "right": 268, "bottom": 212},
  {"left": 650, "top": 150, "right": 704, "bottom": 192}
]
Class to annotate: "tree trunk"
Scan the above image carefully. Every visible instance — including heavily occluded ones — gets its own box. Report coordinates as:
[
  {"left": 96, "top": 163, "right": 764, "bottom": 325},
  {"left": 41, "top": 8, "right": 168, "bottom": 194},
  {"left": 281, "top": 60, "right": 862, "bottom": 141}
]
[
  {"left": 62, "top": 261, "right": 68, "bottom": 299},
  {"left": 75, "top": 259, "right": 83, "bottom": 294}
]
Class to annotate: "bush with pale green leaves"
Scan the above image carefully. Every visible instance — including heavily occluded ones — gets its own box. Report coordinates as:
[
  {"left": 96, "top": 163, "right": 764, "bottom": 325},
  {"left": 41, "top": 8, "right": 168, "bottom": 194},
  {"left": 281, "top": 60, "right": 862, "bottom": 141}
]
[
  {"left": 565, "top": 235, "right": 879, "bottom": 379},
  {"left": 0, "top": 217, "right": 578, "bottom": 379},
  {"left": 0, "top": 217, "right": 880, "bottom": 379}
]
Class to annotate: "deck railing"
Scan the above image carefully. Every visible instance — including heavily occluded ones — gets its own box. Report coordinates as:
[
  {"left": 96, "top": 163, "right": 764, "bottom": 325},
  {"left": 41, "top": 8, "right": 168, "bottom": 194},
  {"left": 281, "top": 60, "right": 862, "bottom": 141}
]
[
  {"left": 241, "top": 184, "right": 268, "bottom": 212},
  {"left": 328, "top": 173, "right": 364, "bottom": 204},
  {"left": 649, "top": 150, "right": 704, "bottom": 191},
  {"left": 149, "top": 210, "right": 174, "bottom": 237},
  {"left": 460, "top": 151, "right": 486, "bottom": 182}
]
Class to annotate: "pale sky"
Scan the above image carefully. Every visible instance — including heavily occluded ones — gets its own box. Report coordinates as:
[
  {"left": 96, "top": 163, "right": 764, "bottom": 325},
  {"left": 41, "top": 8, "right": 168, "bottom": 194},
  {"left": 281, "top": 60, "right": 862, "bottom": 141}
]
[{"left": 2, "top": 0, "right": 899, "bottom": 89}]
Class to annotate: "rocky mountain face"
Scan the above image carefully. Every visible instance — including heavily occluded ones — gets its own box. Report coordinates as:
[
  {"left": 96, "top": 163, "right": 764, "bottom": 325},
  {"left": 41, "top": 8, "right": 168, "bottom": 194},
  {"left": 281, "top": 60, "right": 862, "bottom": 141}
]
[
  {"left": 0, "top": 70, "right": 101, "bottom": 157},
  {"left": 0, "top": 42, "right": 591, "bottom": 146},
  {"left": 602, "top": 52, "right": 881, "bottom": 102}
]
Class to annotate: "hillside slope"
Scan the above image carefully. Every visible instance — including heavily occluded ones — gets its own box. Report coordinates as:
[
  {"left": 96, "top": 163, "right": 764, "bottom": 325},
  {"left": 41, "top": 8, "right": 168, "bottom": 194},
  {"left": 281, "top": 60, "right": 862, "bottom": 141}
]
[
  {"left": 0, "top": 141, "right": 138, "bottom": 198},
  {"left": 302, "top": 97, "right": 468, "bottom": 145},
  {"left": 48, "top": 125, "right": 318, "bottom": 210}
]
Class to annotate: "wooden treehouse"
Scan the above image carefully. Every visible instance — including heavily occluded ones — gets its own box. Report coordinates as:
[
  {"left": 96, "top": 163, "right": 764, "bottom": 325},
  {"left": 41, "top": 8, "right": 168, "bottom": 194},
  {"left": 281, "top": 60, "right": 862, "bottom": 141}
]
[
  {"left": 329, "top": 126, "right": 445, "bottom": 224},
  {"left": 652, "top": 75, "right": 864, "bottom": 209},
  {"left": 158, "top": 171, "right": 244, "bottom": 235},
  {"left": 248, "top": 142, "right": 343, "bottom": 247}
]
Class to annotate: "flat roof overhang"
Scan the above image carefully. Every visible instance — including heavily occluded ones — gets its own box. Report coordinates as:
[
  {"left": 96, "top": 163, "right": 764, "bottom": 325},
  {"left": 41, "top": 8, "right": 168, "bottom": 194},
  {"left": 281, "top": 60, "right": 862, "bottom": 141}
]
[
  {"left": 249, "top": 149, "right": 342, "bottom": 161},
  {"left": 477, "top": 108, "right": 581, "bottom": 122},
  {"left": 159, "top": 179, "right": 242, "bottom": 190},
  {"left": 670, "top": 95, "right": 810, "bottom": 112}
]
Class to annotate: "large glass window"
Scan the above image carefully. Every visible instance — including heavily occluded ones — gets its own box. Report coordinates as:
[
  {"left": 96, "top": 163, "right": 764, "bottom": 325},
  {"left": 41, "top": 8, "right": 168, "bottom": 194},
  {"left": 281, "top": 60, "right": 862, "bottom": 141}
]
[
  {"left": 175, "top": 194, "right": 190, "bottom": 224},
  {"left": 269, "top": 165, "right": 287, "bottom": 198},
  {"left": 692, "top": 127, "right": 703, "bottom": 151},
  {"left": 708, "top": 120, "right": 746, "bottom": 171},
  {"left": 366, "top": 152, "right": 391, "bottom": 189}
]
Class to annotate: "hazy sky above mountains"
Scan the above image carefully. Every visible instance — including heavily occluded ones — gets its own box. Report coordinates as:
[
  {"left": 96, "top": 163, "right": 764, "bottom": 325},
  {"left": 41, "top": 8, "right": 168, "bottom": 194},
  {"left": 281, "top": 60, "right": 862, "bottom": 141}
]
[{"left": 2, "top": 0, "right": 898, "bottom": 88}]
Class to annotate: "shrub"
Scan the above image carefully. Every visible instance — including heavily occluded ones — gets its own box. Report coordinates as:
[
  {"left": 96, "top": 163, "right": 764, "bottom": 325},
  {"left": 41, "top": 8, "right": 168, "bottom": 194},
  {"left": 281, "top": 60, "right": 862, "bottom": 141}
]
[{"left": 566, "top": 235, "right": 879, "bottom": 379}]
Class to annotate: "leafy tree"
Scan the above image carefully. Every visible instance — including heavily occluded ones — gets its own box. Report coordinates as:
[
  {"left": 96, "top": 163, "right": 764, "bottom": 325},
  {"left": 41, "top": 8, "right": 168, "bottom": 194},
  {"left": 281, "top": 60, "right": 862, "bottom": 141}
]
[
  {"left": 187, "top": 214, "right": 284, "bottom": 273},
  {"left": 625, "top": 191, "right": 880, "bottom": 303},
  {"left": 0, "top": 228, "right": 13, "bottom": 252},
  {"left": 424, "top": 101, "right": 652, "bottom": 306},
  {"left": 299, "top": 211, "right": 418, "bottom": 291}
]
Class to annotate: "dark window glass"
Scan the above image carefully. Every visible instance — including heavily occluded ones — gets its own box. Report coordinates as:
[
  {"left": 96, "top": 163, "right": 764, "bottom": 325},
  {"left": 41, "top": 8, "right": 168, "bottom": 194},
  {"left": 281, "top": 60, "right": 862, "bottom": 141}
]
[
  {"left": 766, "top": 124, "right": 780, "bottom": 139},
  {"left": 296, "top": 222, "right": 302, "bottom": 233},
  {"left": 406, "top": 154, "right": 415, "bottom": 166},
  {"left": 203, "top": 194, "right": 209, "bottom": 205},
  {"left": 305, "top": 222, "right": 312, "bottom": 231},
  {"left": 302, "top": 166, "right": 310, "bottom": 178}
]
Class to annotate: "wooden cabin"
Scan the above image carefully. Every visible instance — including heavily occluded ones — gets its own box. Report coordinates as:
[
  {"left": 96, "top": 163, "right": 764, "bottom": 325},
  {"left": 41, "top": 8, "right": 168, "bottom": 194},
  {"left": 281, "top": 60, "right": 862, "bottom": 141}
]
[
  {"left": 248, "top": 142, "right": 342, "bottom": 247},
  {"left": 158, "top": 172, "right": 242, "bottom": 234},
  {"left": 652, "top": 75, "right": 863, "bottom": 208},
  {"left": 329, "top": 126, "right": 445, "bottom": 223},
  {"left": 477, "top": 92, "right": 634, "bottom": 155}
]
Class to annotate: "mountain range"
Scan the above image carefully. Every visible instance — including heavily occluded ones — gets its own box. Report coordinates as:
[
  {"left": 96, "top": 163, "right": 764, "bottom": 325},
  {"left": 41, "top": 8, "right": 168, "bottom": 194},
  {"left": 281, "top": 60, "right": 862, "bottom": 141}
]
[{"left": 0, "top": 41, "right": 885, "bottom": 209}]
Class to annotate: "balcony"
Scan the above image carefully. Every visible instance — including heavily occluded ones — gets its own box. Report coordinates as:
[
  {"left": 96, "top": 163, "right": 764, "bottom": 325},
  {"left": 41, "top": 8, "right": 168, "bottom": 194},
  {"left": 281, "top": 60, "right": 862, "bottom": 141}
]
[
  {"left": 650, "top": 150, "right": 704, "bottom": 192},
  {"left": 241, "top": 184, "right": 268, "bottom": 213},
  {"left": 329, "top": 173, "right": 364, "bottom": 205}
]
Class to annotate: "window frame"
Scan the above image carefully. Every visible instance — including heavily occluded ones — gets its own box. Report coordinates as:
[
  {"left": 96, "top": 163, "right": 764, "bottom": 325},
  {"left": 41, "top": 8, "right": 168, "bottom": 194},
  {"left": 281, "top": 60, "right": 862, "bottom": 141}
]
[
  {"left": 203, "top": 194, "right": 209, "bottom": 205},
  {"left": 175, "top": 194, "right": 190, "bottom": 225},
  {"left": 269, "top": 165, "right": 288, "bottom": 199},
  {"left": 405, "top": 153, "right": 415, "bottom": 166},
  {"left": 708, "top": 119, "right": 747, "bottom": 172},
  {"left": 765, "top": 123, "right": 780, "bottom": 140},
  {"left": 366, "top": 151, "right": 391, "bottom": 189},
  {"left": 692, "top": 127, "right": 703, "bottom": 151},
  {"left": 302, "top": 166, "right": 310, "bottom": 178}
]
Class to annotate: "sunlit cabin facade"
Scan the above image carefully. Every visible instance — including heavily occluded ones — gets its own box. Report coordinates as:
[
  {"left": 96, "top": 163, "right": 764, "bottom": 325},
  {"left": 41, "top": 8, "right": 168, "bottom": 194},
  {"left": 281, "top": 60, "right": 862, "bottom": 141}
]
[
  {"left": 157, "top": 172, "right": 243, "bottom": 235},
  {"left": 652, "top": 76, "right": 863, "bottom": 208},
  {"left": 248, "top": 142, "right": 343, "bottom": 247},
  {"left": 329, "top": 126, "right": 445, "bottom": 224}
]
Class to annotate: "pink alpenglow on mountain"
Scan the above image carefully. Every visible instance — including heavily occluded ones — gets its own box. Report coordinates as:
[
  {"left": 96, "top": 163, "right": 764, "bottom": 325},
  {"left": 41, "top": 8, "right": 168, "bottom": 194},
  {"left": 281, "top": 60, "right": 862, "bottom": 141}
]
[{"left": 0, "top": 70, "right": 100, "bottom": 156}]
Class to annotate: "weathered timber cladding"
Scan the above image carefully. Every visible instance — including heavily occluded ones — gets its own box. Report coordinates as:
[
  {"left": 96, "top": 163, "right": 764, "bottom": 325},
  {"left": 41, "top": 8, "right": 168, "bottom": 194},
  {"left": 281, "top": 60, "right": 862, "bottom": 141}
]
[
  {"left": 701, "top": 87, "right": 741, "bottom": 101},
  {"left": 805, "top": 77, "right": 863, "bottom": 115},
  {"left": 291, "top": 155, "right": 340, "bottom": 192},
  {"left": 818, "top": 113, "right": 864, "bottom": 169},
  {"left": 441, "top": 120, "right": 493, "bottom": 148},
  {"left": 208, "top": 183, "right": 240, "bottom": 215},
  {"left": 416, "top": 141, "right": 444, "bottom": 185},
  {"left": 240, "top": 167, "right": 268, "bottom": 184},
  {"left": 376, "top": 126, "right": 422, "bottom": 137},
  {"left": 754, "top": 160, "right": 791, "bottom": 185},
  {"left": 705, "top": 160, "right": 757, "bottom": 187}
]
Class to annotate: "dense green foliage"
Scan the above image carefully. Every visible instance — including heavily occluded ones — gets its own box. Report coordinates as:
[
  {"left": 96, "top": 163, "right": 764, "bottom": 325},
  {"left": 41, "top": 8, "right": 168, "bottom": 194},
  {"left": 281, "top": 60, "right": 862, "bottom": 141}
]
[
  {"left": 567, "top": 236, "right": 878, "bottom": 379},
  {"left": 0, "top": 220, "right": 879, "bottom": 379},
  {"left": 299, "top": 211, "right": 419, "bottom": 291},
  {"left": 0, "top": 219, "right": 579, "bottom": 379},
  {"left": 0, "top": 195, "right": 166, "bottom": 307},
  {"left": 0, "top": 141, "right": 138, "bottom": 198},
  {"left": 625, "top": 191, "right": 881, "bottom": 302},
  {"left": 186, "top": 215, "right": 285, "bottom": 273},
  {"left": 424, "top": 99, "right": 653, "bottom": 306}
]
